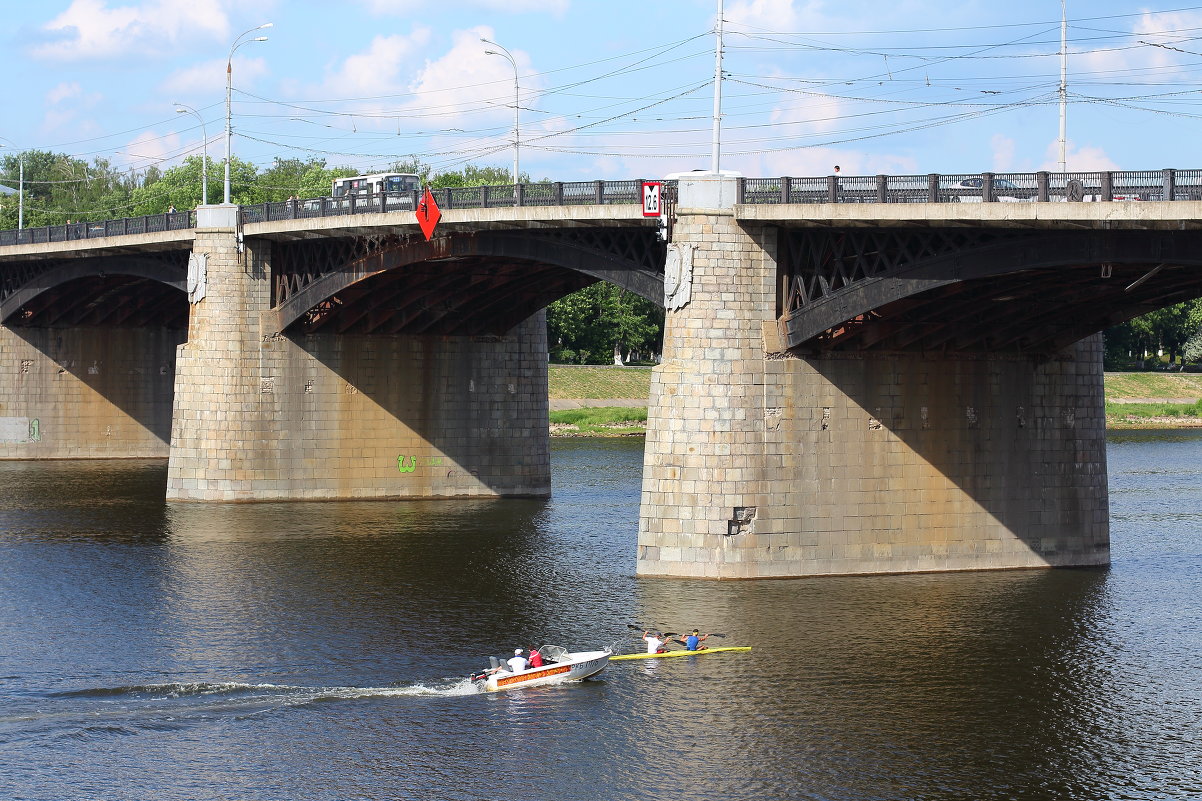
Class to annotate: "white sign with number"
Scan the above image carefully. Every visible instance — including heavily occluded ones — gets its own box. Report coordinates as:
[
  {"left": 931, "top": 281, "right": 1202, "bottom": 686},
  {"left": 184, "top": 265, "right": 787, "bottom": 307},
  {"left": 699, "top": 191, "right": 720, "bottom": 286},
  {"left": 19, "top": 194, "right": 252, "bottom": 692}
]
[{"left": 642, "top": 181, "right": 662, "bottom": 217}]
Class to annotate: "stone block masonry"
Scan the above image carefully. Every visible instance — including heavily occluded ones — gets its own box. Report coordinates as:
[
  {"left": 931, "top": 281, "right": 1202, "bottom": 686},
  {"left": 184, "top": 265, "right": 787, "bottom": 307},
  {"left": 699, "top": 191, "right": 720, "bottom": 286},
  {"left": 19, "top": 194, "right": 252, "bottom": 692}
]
[
  {"left": 638, "top": 174, "right": 1109, "bottom": 578},
  {"left": 167, "top": 226, "right": 550, "bottom": 501},
  {"left": 0, "top": 325, "right": 180, "bottom": 459}
]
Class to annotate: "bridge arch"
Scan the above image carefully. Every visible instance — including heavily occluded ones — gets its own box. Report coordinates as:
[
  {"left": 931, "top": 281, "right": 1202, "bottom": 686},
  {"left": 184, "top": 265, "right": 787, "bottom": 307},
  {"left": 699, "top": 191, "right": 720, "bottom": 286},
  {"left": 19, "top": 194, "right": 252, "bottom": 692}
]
[
  {"left": 267, "top": 228, "right": 664, "bottom": 336},
  {"left": 0, "top": 254, "right": 188, "bottom": 327},
  {"left": 779, "top": 227, "right": 1202, "bottom": 353}
]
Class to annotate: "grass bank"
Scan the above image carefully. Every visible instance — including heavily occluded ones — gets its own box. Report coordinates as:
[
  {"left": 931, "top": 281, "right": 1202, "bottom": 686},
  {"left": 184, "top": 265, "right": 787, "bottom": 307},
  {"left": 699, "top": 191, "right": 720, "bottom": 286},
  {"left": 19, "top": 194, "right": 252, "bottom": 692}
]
[{"left": 547, "top": 367, "right": 1202, "bottom": 434}]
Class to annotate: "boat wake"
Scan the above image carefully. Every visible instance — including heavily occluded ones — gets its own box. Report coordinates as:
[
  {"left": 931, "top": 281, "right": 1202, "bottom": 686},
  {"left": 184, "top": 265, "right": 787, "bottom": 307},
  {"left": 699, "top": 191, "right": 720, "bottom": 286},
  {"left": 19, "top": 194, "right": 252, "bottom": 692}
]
[
  {"left": 0, "top": 678, "right": 484, "bottom": 745},
  {"left": 48, "top": 678, "right": 481, "bottom": 703}
]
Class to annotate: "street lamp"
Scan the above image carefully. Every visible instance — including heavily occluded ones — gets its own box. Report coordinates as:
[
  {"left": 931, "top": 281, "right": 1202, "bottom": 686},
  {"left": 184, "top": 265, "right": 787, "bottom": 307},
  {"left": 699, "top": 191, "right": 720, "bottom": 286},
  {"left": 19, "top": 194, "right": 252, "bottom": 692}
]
[
  {"left": 0, "top": 139, "right": 24, "bottom": 230},
  {"left": 481, "top": 37, "right": 519, "bottom": 201},
  {"left": 175, "top": 104, "right": 209, "bottom": 205},
  {"left": 225, "top": 22, "right": 271, "bottom": 204}
]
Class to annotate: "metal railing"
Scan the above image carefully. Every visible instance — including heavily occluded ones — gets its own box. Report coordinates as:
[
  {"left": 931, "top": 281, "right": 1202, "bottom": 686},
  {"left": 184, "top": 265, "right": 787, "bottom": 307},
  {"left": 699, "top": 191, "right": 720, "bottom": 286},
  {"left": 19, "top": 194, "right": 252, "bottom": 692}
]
[
  {"left": 6, "top": 170, "right": 1202, "bottom": 246},
  {"left": 737, "top": 169, "right": 1202, "bottom": 205},
  {"left": 239, "top": 179, "right": 651, "bottom": 224},
  {"left": 0, "top": 210, "right": 195, "bottom": 247}
]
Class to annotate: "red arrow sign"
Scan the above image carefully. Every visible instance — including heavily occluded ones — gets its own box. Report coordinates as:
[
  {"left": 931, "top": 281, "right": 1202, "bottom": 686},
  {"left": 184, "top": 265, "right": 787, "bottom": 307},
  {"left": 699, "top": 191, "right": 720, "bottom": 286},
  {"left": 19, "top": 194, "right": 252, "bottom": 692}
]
[{"left": 416, "top": 187, "right": 441, "bottom": 240}]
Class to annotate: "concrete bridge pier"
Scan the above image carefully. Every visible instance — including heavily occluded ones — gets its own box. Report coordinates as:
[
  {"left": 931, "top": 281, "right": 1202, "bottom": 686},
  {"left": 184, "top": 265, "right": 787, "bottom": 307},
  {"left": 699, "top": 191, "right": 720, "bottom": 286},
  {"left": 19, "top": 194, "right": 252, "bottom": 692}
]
[
  {"left": 638, "top": 175, "right": 1110, "bottom": 578},
  {"left": 0, "top": 324, "right": 178, "bottom": 459},
  {"left": 166, "top": 209, "right": 550, "bottom": 501}
]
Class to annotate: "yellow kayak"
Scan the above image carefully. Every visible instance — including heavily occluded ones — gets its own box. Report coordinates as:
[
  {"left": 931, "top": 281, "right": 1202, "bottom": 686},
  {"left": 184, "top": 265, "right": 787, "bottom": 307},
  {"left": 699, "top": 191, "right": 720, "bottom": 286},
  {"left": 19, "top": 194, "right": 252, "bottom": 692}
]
[{"left": 609, "top": 646, "right": 751, "bottom": 661}]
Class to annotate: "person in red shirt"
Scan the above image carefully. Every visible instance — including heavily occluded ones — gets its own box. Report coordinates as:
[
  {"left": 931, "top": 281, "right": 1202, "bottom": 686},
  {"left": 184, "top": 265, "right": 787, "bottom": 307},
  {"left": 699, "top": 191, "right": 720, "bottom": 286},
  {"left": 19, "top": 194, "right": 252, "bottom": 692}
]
[{"left": 527, "top": 648, "right": 544, "bottom": 668}]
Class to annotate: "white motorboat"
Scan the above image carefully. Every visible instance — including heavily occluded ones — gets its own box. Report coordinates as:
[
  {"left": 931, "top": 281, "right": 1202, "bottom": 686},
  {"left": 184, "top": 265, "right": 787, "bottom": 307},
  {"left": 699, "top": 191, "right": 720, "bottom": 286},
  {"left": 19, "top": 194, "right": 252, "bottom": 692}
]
[{"left": 470, "top": 645, "right": 611, "bottom": 692}]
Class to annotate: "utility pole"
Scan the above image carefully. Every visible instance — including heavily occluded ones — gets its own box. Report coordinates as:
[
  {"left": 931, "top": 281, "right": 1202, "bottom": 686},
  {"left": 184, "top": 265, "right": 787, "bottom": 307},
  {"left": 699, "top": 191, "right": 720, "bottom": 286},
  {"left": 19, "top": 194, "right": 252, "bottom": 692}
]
[
  {"left": 711, "top": 0, "right": 724, "bottom": 174},
  {"left": 1058, "top": 0, "right": 1067, "bottom": 173}
]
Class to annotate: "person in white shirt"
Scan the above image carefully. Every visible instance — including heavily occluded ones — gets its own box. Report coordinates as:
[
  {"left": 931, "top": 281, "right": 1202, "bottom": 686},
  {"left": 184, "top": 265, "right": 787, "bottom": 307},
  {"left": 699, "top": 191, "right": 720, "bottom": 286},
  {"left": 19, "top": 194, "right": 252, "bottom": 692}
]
[
  {"left": 507, "top": 648, "right": 529, "bottom": 673},
  {"left": 642, "top": 631, "right": 672, "bottom": 654}
]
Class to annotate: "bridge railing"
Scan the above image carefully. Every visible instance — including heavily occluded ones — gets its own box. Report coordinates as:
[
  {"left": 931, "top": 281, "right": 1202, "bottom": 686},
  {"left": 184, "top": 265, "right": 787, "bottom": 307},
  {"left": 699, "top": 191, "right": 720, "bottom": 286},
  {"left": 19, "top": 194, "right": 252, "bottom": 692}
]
[
  {"left": 0, "top": 210, "right": 196, "bottom": 247},
  {"left": 738, "top": 169, "right": 1202, "bottom": 204},
  {"left": 238, "top": 179, "right": 654, "bottom": 224}
]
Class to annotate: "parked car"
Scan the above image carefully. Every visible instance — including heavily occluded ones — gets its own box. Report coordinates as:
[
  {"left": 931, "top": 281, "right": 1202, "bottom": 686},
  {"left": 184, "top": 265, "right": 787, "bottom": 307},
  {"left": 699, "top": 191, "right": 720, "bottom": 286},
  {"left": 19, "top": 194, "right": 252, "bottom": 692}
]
[{"left": 950, "top": 177, "right": 1030, "bottom": 202}]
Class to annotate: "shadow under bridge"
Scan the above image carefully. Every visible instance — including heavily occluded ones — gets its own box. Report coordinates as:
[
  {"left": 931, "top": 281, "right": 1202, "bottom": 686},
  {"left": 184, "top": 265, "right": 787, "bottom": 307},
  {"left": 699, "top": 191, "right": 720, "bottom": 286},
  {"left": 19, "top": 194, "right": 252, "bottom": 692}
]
[
  {"left": 778, "top": 226, "right": 1202, "bottom": 355},
  {"left": 264, "top": 227, "right": 667, "bottom": 336}
]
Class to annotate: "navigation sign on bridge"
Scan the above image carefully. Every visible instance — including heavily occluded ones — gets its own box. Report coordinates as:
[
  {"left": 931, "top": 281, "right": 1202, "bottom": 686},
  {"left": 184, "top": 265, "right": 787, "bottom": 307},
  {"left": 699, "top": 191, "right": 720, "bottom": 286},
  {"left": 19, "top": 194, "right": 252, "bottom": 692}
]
[
  {"left": 642, "top": 181, "right": 662, "bottom": 217},
  {"left": 416, "top": 187, "right": 441, "bottom": 240}
]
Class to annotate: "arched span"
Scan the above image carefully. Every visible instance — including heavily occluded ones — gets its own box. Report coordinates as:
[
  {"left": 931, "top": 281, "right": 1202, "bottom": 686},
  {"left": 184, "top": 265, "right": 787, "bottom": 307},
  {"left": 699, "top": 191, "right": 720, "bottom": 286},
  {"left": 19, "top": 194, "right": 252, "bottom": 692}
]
[
  {"left": 0, "top": 254, "right": 188, "bottom": 328},
  {"left": 268, "top": 228, "right": 665, "bottom": 336},
  {"left": 780, "top": 228, "right": 1202, "bottom": 354}
]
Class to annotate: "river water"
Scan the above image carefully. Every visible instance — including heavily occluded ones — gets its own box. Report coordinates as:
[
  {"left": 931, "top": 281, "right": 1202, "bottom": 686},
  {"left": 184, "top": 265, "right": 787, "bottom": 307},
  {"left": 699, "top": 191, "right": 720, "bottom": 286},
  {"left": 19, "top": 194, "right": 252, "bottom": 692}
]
[{"left": 1, "top": 432, "right": 1200, "bottom": 800}]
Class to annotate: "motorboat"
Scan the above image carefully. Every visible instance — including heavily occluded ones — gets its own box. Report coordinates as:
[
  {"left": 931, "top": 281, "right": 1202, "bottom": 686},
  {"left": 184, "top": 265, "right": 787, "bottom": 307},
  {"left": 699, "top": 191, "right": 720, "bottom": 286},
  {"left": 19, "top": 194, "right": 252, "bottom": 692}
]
[{"left": 470, "top": 645, "right": 611, "bottom": 692}]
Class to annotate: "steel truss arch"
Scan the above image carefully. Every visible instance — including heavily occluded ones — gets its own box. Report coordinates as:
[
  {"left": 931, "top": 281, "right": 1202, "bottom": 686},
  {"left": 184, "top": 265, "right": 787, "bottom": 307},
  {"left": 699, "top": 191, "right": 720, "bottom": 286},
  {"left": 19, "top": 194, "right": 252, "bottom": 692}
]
[
  {"left": 780, "top": 227, "right": 1202, "bottom": 354},
  {"left": 269, "top": 228, "right": 665, "bottom": 336},
  {"left": 0, "top": 254, "right": 188, "bottom": 327}
]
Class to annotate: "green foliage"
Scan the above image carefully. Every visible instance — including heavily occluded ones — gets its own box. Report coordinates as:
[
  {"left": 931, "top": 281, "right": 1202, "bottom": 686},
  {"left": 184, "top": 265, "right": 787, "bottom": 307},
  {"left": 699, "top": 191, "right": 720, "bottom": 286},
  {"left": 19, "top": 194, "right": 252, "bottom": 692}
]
[
  {"left": 1, "top": 150, "right": 144, "bottom": 226},
  {"left": 257, "top": 158, "right": 355, "bottom": 201},
  {"left": 547, "top": 283, "right": 663, "bottom": 364},
  {"left": 548, "top": 365, "right": 652, "bottom": 399},
  {"left": 1106, "top": 299, "right": 1202, "bottom": 369},
  {"left": 549, "top": 407, "right": 648, "bottom": 425},
  {"left": 431, "top": 164, "right": 526, "bottom": 188}
]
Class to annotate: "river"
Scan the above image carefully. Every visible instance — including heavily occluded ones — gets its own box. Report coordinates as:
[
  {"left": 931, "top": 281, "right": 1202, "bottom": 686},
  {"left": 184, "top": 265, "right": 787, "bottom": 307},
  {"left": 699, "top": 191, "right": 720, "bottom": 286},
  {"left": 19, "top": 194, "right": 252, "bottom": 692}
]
[{"left": 1, "top": 431, "right": 1200, "bottom": 800}]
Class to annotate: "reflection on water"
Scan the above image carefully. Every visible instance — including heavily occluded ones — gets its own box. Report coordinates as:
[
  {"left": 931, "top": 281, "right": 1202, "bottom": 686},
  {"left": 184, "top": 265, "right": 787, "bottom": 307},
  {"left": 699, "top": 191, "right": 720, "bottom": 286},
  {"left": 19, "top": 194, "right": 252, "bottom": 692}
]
[{"left": 1, "top": 435, "right": 1201, "bottom": 800}]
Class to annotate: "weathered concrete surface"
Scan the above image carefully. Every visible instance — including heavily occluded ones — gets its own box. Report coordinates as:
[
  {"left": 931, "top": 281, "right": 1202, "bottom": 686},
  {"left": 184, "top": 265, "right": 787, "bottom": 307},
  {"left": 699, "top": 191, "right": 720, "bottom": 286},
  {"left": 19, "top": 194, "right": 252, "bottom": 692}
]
[
  {"left": 166, "top": 227, "right": 550, "bottom": 501},
  {"left": 638, "top": 196, "right": 1110, "bottom": 578},
  {"left": 0, "top": 325, "right": 179, "bottom": 458}
]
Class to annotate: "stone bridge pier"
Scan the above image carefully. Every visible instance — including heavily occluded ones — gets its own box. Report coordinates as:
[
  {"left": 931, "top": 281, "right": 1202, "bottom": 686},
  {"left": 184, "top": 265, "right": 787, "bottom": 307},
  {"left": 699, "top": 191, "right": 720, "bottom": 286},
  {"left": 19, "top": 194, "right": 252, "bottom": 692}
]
[
  {"left": 638, "top": 175, "right": 1110, "bottom": 578},
  {"left": 166, "top": 208, "right": 550, "bottom": 501}
]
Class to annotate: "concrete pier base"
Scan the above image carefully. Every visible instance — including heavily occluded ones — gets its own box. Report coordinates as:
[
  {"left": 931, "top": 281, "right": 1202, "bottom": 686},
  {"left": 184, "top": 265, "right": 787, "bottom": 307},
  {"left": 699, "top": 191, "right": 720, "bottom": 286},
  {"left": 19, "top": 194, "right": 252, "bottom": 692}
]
[
  {"left": 637, "top": 174, "right": 1110, "bottom": 578},
  {"left": 166, "top": 227, "right": 550, "bottom": 501}
]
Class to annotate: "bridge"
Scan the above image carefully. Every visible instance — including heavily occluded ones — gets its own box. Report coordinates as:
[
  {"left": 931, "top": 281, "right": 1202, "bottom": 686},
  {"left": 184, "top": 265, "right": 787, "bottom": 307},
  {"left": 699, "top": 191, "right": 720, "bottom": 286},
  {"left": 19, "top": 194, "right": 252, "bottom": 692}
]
[{"left": 3, "top": 170, "right": 1201, "bottom": 579}]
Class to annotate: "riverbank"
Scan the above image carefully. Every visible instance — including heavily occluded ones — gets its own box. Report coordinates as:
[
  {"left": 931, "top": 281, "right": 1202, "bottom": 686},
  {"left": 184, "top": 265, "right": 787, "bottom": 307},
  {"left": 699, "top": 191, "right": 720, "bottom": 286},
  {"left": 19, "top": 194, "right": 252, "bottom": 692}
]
[{"left": 548, "top": 366, "right": 1202, "bottom": 435}]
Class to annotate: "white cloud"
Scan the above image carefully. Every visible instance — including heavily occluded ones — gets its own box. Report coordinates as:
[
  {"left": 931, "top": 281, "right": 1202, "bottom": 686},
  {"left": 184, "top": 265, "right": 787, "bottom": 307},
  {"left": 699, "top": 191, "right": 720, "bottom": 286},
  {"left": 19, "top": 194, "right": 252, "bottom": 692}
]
[
  {"left": 296, "top": 24, "right": 542, "bottom": 146},
  {"left": 1041, "top": 140, "right": 1119, "bottom": 172},
  {"left": 121, "top": 129, "right": 181, "bottom": 170},
  {"left": 162, "top": 56, "right": 268, "bottom": 97},
  {"left": 35, "top": 0, "right": 233, "bottom": 61},
  {"left": 40, "top": 81, "right": 105, "bottom": 135},
  {"left": 1079, "top": 9, "right": 1202, "bottom": 83}
]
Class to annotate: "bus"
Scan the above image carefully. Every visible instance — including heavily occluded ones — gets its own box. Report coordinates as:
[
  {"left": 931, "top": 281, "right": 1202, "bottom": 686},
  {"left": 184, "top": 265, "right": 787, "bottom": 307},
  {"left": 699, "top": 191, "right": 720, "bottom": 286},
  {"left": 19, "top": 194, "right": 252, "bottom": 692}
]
[{"left": 331, "top": 173, "right": 421, "bottom": 198}]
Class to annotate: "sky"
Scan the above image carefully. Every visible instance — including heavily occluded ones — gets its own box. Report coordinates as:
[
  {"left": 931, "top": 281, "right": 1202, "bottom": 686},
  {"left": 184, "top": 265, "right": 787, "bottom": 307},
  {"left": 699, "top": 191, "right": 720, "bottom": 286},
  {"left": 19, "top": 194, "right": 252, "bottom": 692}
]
[{"left": 4, "top": 0, "right": 1202, "bottom": 186}]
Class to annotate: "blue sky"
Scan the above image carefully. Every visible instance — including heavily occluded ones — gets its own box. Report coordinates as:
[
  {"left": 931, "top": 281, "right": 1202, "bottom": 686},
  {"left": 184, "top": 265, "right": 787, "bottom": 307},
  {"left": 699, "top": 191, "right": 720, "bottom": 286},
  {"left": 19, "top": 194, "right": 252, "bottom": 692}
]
[{"left": 3, "top": 0, "right": 1202, "bottom": 184}]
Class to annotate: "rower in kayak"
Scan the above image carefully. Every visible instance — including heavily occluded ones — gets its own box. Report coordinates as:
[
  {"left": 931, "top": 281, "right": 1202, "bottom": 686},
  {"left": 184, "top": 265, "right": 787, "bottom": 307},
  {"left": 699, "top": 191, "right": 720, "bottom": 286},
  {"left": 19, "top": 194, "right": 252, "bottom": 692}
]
[
  {"left": 642, "top": 630, "right": 674, "bottom": 654},
  {"left": 681, "top": 629, "right": 710, "bottom": 651}
]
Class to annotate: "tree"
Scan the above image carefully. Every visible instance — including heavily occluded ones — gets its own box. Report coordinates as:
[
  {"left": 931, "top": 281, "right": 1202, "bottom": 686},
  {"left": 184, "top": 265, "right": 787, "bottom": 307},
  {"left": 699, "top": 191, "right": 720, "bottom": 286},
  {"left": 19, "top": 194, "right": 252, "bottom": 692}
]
[
  {"left": 547, "top": 282, "right": 663, "bottom": 364},
  {"left": 257, "top": 157, "right": 355, "bottom": 201},
  {"left": 431, "top": 164, "right": 528, "bottom": 188}
]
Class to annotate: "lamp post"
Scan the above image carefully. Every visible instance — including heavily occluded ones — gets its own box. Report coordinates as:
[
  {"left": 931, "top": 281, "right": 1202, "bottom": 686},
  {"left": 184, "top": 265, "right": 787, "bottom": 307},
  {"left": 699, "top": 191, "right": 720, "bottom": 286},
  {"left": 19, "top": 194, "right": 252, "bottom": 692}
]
[
  {"left": 0, "top": 139, "right": 23, "bottom": 230},
  {"left": 481, "top": 37, "right": 519, "bottom": 201},
  {"left": 175, "top": 104, "right": 209, "bottom": 205},
  {"left": 225, "top": 23, "right": 271, "bottom": 205}
]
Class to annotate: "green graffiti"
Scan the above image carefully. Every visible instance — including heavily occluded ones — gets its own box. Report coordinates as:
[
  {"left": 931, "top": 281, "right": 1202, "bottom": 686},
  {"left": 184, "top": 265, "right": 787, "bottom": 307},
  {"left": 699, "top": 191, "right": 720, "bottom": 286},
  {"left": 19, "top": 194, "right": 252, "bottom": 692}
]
[
  {"left": 398, "top": 455, "right": 417, "bottom": 474},
  {"left": 29, "top": 419, "right": 40, "bottom": 442}
]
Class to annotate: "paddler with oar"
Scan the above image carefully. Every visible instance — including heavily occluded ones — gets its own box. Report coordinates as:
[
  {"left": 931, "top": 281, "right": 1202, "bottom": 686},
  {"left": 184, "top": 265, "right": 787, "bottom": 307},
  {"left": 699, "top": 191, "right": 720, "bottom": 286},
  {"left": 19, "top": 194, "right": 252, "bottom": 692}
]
[
  {"left": 642, "top": 630, "right": 675, "bottom": 654},
  {"left": 681, "top": 629, "right": 711, "bottom": 651}
]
